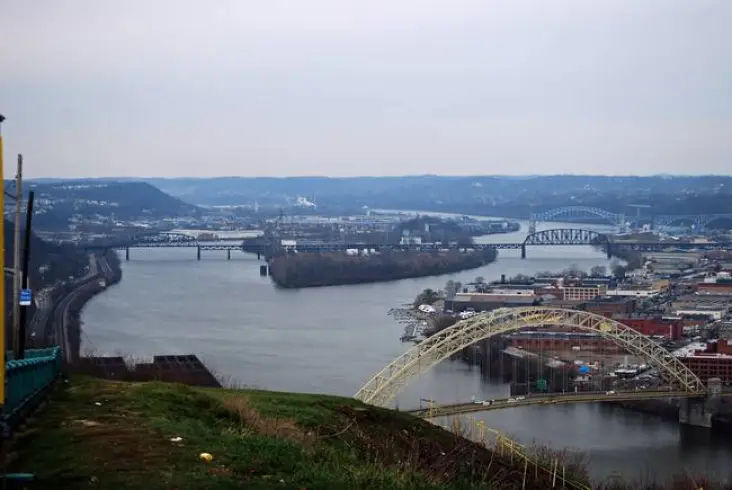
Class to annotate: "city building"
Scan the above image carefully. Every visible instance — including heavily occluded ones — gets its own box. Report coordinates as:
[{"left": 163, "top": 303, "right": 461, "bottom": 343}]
[
  {"left": 614, "top": 316, "right": 683, "bottom": 340},
  {"left": 563, "top": 285, "right": 608, "bottom": 301},
  {"left": 670, "top": 294, "right": 731, "bottom": 321},
  {"left": 506, "top": 331, "right": 620, "bottom": 353},
  {"left": 582, "top": 297, "right": 637, "bottom": 318},
  {"left": 679, "top": 354, "right": 732, "bottom": 385},
  {"left": 697, "top": 281, "right": 732, "bottom": 295},
  {"left": 448, "top": 292, "right": 538, "bottom": 312}
]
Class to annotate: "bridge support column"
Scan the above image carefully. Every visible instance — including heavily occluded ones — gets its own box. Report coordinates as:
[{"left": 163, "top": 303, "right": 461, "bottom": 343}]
[
  {"left": 197, "top": 247, "right": 201, "bottom": 261},
  {"left": 227, "top": 249, "right": 231, "bottom": 260},
  {"left": 679, "top": 378, "right": 721, "bottom": 428},
  {"left": 125, "top": 247, "right": 130, "bottom": 261},
  {"left": 257, "top": 251, "right": 261, "bottom": 260},
  {"left": 679, "top": 398, "right": 712, "bottom": 428},
  {"left": 520, "top": 245, "right": 526, "bottom": 259}
]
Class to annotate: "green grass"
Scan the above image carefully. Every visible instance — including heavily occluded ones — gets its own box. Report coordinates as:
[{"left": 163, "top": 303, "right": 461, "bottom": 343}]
[{"left": 8, "top": 376, "right": 585, "bottom": 489}]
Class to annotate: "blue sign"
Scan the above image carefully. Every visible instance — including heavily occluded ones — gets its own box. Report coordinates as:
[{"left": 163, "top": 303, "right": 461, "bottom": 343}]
[{"left": 19, "top": 289, "right": 32, "bottom": 306}]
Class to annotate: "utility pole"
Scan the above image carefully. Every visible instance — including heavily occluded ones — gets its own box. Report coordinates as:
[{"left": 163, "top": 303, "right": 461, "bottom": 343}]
[
  {"left": 0, "top": 113, "right": 7, "bottom": 405},
  {"left": 18, "top": 190, "right": 34, "bottom": 358},
  {"left": 12, "top": 155, "right": 22, "bottom": 359}
]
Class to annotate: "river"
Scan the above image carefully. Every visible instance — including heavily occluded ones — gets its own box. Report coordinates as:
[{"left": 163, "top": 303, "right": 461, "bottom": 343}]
[{"left": 81, "top": 220, "right": 732, "bottom": 483}]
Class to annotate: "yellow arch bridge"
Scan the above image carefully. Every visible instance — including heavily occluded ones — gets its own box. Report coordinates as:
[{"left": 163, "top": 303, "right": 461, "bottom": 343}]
[{"left": 355, "top": 307, "right": 716, "bottom": 427}]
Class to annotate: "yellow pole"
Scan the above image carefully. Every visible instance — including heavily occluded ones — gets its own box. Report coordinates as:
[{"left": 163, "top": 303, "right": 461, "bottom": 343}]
[{"left": 0, "top": 113, "right": 6, "bottom": 405}]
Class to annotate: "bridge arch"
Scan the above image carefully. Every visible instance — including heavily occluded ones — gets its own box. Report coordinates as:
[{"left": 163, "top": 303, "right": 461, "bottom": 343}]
[
  {"left": 702, "top": 215, "right": 732, "bottom": 229},
  {"left": 532, "top": 206, "right": 622, "bottom": 226},
  {"left": 655, "top": 215, "right": 698, "bottom": 228},
  {"left": 354, "top": 307, "right": 704, "bottom": 407}
]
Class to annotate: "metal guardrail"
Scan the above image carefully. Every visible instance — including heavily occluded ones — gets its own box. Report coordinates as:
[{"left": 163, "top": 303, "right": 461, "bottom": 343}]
[{"left": 3, "top": 347, "right": 62, "bottom": 429}]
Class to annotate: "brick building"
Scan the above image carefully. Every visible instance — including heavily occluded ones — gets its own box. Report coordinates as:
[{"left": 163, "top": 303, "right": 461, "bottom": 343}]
[
  {"left": 614, "top": 316, "right": 683, "bottom": 340},
  {"left": 506, "top": 332, "right": 620, "bottom": 353},
  {"left": 680, "top": 354, "right": 732, "bottom": 385},
  {"left": 697, "top": 282, "right": 732, "bottom": 295},
  {"left": 582, "top": 298, "right": 637, "bottom": 318}
]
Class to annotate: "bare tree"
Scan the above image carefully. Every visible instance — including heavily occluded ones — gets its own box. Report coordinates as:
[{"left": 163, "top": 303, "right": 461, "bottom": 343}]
[{"left": 589, "top": 265, "right": 607, "bottom": 277}]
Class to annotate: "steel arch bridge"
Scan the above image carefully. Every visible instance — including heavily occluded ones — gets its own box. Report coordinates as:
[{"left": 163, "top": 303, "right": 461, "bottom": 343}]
[
  {"left": 354, "top": 307, "right": 705, "bottom": 407},
  {"left": 655, "top": 214, "right": 732, "bottom": 230},
  {"left": 530, "top": 206, "right": 624, "bottom": 228},
  {"left": 521, "top": 228, "right": 610, "bottom": 258}
]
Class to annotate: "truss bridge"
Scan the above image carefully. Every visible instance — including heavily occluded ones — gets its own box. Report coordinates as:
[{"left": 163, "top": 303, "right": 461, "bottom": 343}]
[{"left": 355, "top": 307, "right": 719, "bottom": 427}]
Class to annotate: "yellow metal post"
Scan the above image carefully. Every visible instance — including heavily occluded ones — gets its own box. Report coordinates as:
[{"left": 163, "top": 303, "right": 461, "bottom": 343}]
[{"left": 0, "top": 114, "right": 6, "bottom": 405}]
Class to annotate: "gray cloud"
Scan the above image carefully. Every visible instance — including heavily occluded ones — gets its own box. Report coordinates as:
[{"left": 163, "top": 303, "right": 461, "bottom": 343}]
[{"left": 1, "top": 0, "right": 730, "bottom": 177}]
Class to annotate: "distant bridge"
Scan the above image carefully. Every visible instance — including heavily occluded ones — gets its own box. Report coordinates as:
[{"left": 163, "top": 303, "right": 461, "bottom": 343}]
[
  {"left": 529, "top": 206, "right": 625, "bottom": 233},
  {"left": 530, "top": 206, "right": 732, "bottom": 232},
  {"left": 86, "top": 229, "right": 732, "bottom": 261},
  {"left": 654, "top": 214, "right": 732, "bottom": 229}
]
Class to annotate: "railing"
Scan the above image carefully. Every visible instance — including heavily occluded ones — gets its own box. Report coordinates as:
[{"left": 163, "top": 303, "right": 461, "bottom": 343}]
[
  {"left": 436, "top": 414, "right": 592, "bottom": 490},
  {"left": 3, "top": 347, "right": 63, "bottom": 429}
]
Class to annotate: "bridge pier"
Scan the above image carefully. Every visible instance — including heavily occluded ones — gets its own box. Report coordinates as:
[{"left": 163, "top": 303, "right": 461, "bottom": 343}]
[
  {"left": 520, "top": 245, "right": 526, "bottom": 259},
  {"left": 125, "top": 247, "right": 130, "bottom": 261},
  {"left": 678, "top": 378, "right": 721, "bottom": 428},
  {"left": 679, "top": 398, "right": 712, "bottom": 428},
  {"left": 227, "top": 249, "right": 231, "bottom": 260},
  {"left": 196, "top": 247, "right": 201, "bottom": 261}
]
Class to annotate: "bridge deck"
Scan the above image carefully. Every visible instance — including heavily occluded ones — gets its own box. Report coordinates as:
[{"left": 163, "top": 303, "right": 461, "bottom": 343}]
[{"left": 407, "top": 390, "right": 704, "bottom": 418}]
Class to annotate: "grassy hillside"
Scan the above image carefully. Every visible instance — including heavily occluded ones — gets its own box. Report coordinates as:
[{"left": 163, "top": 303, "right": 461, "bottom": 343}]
[{"left": 9, "top": 377, "right": 585, "bottom": 490}]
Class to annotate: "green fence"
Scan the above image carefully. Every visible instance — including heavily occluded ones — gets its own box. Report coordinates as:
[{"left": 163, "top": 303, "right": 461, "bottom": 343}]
[{"left": 3, "top": 347, "right": 63, "bottom": 429}]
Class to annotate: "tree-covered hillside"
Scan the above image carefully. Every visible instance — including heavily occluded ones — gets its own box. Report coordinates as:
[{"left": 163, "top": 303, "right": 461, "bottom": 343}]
[{"left": 23, "top": 181, "right": 200, "bottom": 230}]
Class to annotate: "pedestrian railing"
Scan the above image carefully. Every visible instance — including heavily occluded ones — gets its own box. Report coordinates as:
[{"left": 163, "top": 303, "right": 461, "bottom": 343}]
[{"left": 3, "top": 347, "right": 63, "bottom": 430}]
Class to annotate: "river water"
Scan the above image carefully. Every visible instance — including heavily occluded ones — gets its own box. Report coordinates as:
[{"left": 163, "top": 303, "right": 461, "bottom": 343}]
[{"left": 81, "top": 220, "right": 732, "bottom": 483}]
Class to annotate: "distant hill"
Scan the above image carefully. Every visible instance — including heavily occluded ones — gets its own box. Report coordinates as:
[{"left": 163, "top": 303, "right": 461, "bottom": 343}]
[
  {"left": 140, "top": 175, "right": 732, "bottom": 221},
  {"left": 21, "top": 181, "right": 200, "bottom": 230},
  {"left": 23, "top": 175, "right": 732, "bottom": 227}
]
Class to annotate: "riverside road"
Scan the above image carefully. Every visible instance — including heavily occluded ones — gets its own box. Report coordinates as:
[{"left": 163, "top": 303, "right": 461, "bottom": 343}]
[{"left": 41, "top": 255, "right": 115, "bottom": 364}]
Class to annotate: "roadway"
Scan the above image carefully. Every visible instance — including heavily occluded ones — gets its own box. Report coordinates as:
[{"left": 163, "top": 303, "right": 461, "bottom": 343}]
[
  {"left": 406, "top": 390, "right": 704, "bottom": 418},
  {"left": 45, "top": 254, "right": 109, "bottom": 363}
]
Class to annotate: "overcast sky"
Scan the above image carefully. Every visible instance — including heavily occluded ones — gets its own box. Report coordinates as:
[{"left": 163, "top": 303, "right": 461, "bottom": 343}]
[{"left": 1, "top": 1, "right": 730, "bottom": 178}]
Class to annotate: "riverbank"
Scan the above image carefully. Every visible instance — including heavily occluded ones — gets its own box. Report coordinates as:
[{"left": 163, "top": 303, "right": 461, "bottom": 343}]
[{"left": 268, "top": 248, "right": 498, "bottom": 288}]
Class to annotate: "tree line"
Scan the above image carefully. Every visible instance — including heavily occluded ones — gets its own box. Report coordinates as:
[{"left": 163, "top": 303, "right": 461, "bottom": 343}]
[{"left": 268, "top": 248, "right": 498, "bottom": 288}]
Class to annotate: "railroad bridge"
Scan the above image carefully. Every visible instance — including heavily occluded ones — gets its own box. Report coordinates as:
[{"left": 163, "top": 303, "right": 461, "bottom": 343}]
[
  {"left": 354, "top": 307, "right": 718, "bottom": 427},
  {"left": 86, "top": 229, "right": 732, "bottom": 261}
]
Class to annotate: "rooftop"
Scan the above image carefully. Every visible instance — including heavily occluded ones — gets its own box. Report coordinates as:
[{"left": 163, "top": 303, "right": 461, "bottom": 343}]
[
  {"left": 672, "top": 342, "right": 707, "bottom": 357},
  {"left": 452, "top": 293, "right": 537, "bottom": 304}
]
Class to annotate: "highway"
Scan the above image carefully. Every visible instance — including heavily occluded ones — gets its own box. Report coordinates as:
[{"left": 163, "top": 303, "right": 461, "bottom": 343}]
[
  {"left": 406, "top": 390, "right": 705, "bottom": 418},
  {"left": 45, "top": 254, "right": 110, "bottom": 363}
]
